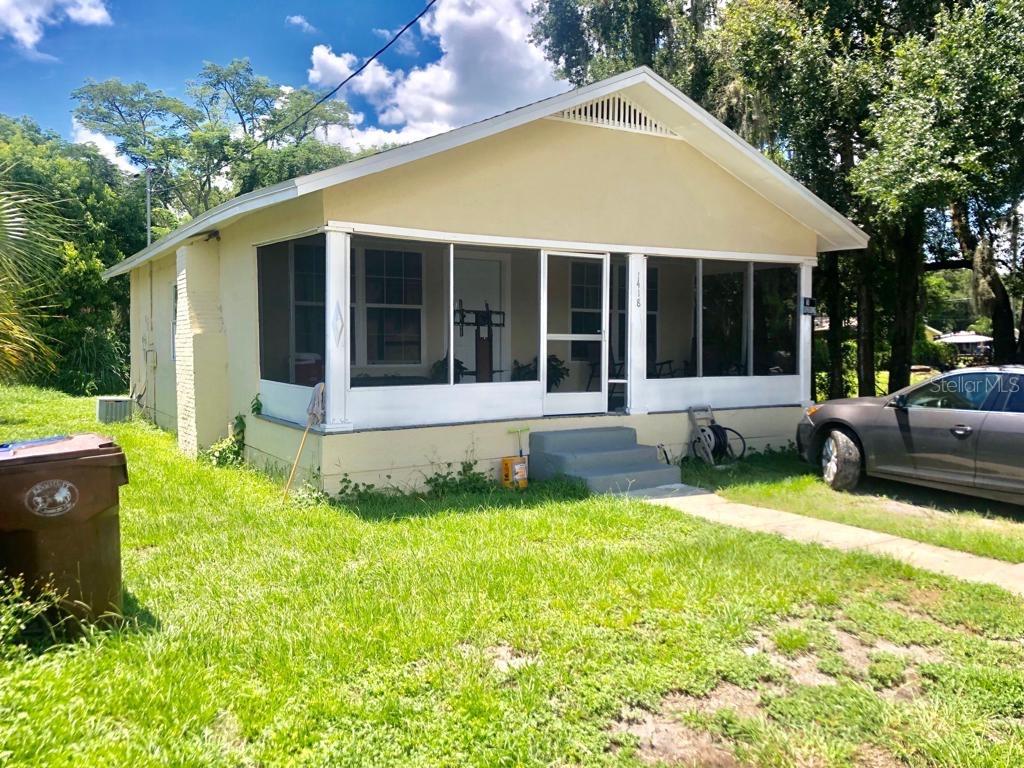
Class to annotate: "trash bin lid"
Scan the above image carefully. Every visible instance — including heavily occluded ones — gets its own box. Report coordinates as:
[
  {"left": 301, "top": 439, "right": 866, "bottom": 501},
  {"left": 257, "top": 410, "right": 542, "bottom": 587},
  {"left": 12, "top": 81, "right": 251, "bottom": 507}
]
[{"left": 0, "top": 433, "right": 124, "bottom": 468}]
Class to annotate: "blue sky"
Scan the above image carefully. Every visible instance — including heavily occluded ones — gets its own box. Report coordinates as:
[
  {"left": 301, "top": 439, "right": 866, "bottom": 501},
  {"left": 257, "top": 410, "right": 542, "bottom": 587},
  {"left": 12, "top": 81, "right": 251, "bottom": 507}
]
[{"left": 0, "top": 0, "right": 569, "bottom": 165}]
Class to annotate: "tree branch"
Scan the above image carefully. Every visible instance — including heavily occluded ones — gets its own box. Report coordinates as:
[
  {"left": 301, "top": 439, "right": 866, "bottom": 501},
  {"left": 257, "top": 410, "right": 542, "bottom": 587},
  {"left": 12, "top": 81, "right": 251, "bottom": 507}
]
[{"left": 922, "top": 259, "right": 973, "bottom": 271}]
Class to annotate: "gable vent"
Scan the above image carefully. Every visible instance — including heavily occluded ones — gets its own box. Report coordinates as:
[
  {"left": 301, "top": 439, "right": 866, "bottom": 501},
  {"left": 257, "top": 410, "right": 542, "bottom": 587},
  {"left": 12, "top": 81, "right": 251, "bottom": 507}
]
[{"left": 552, "top": 94, "right": 678, "bottom": 138}]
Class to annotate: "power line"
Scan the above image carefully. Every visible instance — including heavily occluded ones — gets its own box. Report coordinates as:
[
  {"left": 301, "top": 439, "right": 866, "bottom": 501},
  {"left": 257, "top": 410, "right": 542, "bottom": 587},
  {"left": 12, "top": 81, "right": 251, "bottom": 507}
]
[
  {"left": 255, "top": 0, "right": 437, "bottom": 151},
  {"left": 138, "top": 0, "right": 437, "bottom": 239}
]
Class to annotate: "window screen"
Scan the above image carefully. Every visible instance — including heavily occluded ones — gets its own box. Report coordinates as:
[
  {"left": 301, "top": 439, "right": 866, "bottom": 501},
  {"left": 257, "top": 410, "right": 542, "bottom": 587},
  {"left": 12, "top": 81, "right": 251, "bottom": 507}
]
[{"left": 257, "top": 234, "right": 325, "bottom": 387}]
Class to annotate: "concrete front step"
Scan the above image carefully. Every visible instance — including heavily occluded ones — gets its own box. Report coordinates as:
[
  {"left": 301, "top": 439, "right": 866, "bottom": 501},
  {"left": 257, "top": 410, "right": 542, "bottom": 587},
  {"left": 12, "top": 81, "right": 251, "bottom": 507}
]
[
  {"left": 530, "top": 426, "right": 638, "bottom": 454},
  {"left": 576, "top": 464, "right": 681, "bottom": 494},
  {"left": 529, "top": 426, "right": 679, "bottom": 492},
  {"left": 531, "top": 445, "right": 661, "bottom": 477}
]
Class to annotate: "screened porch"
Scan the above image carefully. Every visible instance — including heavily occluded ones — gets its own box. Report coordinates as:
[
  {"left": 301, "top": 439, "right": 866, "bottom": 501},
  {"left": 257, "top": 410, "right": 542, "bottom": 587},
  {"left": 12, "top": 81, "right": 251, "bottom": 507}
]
[{"left": 254, "top": 225, "right": 813, "bottom": 431}]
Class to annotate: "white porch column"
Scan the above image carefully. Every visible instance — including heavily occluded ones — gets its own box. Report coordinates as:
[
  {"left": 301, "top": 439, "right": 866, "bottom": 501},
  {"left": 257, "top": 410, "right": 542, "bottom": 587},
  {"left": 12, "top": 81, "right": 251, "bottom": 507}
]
[
  {"left": 325, "top": 229, "right": 353, "bottom": 430},
  {"left": 626, "top": 252, "right": 648, "bottom": 414},
  {"left": 799, "top": 261, "right": 815, "bottom": 404}
]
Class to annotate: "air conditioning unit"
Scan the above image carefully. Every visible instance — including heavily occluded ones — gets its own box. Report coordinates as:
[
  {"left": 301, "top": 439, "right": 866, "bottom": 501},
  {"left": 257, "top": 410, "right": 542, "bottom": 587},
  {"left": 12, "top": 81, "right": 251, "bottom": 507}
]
[{"left": 96, "top": 396, "right": 135, "bottom": 424}]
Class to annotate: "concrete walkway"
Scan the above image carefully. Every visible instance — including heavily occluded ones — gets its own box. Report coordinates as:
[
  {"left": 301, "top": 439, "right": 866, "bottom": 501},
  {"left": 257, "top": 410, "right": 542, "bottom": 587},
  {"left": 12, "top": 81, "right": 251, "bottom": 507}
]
[{"left": 638, "top": 484, "right": 1024, "bottom": 597}]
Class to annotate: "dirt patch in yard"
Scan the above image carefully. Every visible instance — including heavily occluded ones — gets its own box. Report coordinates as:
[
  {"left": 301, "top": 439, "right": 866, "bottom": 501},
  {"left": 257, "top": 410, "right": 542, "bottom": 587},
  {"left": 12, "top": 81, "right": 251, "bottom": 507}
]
[
  {"left": 874, "top": 639, "right": 945, "bottom": 665},
  {"left": 665, "top": 683, "right": 767, "bottom": 720},
  {"left": 854, "top": 744, "right": 903, "bottom": 767},
  {"left": 835, "top": 630, "right": 873, "bottom": 676},
  {"left": 611, "top": 708, "right": 744, "bottom": 767},
  {"left": 456, "top": 643, "right": 537, "bottom": 674},
  {"left": 878, "top": 667, "right": 923, "bottom": 703},
  {"left": 486, "top": 643, "right": 535, "bottom": 673}
]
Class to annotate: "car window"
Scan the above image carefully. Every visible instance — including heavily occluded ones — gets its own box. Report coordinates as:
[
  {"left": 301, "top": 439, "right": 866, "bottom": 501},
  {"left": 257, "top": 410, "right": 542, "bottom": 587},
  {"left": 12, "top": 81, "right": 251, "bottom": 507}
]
[
  {"left": 905, "top": 372, "right": 1002, "bottom": 410},
  {"left": 1004, "top": 375, "right": 1024, "bottom": 413}
]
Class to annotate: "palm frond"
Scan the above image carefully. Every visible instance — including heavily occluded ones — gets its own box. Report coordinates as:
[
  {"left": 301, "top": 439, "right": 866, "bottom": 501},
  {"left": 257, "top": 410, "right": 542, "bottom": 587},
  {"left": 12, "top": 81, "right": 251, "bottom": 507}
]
[{"left": 0, "top": 165, "right": 67, "bottom": 381}]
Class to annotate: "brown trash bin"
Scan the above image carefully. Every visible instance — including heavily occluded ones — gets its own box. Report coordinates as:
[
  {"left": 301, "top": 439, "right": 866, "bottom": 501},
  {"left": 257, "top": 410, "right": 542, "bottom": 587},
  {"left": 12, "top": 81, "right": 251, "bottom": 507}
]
[{"left": 0, "top": 434, "right": 128, "bottom": 621}]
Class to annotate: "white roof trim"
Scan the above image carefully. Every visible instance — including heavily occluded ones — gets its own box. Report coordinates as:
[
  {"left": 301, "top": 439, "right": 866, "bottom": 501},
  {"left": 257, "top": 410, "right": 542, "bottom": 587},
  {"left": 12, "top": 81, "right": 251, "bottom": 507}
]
[{"left": 104, "top": 67, "right": 866, "bottom": 279}]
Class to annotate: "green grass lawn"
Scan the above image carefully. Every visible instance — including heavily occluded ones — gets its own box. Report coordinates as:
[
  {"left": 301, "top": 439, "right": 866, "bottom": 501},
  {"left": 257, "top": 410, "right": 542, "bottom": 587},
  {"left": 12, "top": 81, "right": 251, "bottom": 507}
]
[
  {"left": 682, "top": 451, "right": 1024, "bottom": 563},
  {"left": 4, "top": 386, "right": 1024, "bottom": 766}
]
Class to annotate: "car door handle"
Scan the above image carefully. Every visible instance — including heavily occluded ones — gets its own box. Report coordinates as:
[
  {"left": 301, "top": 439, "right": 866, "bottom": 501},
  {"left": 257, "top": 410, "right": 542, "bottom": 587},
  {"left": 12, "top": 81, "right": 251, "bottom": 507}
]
[{"left": 950, "top": 424, "right": 973, "bottom": 438}]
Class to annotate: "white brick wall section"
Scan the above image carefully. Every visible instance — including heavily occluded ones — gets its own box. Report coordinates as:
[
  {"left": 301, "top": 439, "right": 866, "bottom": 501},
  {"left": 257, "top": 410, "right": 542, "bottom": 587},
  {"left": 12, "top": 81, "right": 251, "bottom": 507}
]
[{"left": 175, "top": 251, "right": 198, "bottom": 456}]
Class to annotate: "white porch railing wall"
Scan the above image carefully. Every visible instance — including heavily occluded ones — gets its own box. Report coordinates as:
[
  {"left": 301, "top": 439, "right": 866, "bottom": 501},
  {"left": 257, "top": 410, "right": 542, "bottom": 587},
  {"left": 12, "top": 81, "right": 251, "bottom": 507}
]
[{"left": 260, "top": 224, "right": 816, "bottom": 430}]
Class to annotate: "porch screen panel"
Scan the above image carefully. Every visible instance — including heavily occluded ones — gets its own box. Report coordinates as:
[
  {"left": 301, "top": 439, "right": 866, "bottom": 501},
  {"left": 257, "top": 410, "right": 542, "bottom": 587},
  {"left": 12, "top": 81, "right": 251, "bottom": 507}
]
[
  {"left": 257, "top": 234, "right": 326, "bottom": 387},
  {"left": 753, "top": 265, "right": 799, "bottom": 375},
  {"left": 645, "top": 257, "right": 698, "bottom": 379},
  {"left": 453, "top": 246, "right": 539, "bottom": 384},
  {"left": 567, "top": 260, "right": 602, "bottom": 360},
  {"left": 350, "top": 236, "right": 449, "bottom": 387},
  {"left": 546, "top": 340, "right": 600, "bottom": 393},
  {"left": 702, "top": 260, "right": 749, "bottom": 377}
]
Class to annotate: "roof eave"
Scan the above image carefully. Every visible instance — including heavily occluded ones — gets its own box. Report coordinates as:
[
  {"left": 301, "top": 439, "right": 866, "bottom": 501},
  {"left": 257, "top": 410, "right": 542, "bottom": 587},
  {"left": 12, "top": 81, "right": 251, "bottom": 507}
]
[
  {"left": 102, "top": 180, "right": 300, "bottom": 279},
  {"left": 104, "top": 65, "right": 868, "bottom": 277}
]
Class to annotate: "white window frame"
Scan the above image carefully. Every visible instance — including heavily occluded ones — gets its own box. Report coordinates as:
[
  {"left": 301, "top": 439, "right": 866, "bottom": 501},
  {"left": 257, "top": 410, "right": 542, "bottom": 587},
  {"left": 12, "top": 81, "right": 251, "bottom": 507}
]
[
  {"left": 351, "top": 243, "right": 428, "bottom": 369},
  {"left": 568, "top": 259, "right": 604, "bottom": 361}
]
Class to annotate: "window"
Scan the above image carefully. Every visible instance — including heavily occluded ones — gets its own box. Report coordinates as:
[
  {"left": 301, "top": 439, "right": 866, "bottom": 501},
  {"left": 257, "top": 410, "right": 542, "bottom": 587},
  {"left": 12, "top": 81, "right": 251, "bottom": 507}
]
[
  {"left": 570, "top": 261, "right": 602, "bottom": 360},
  {"left": 364, "top": 249, "right": 422, "bottom": 364},
  {"left": 257, "top": 234, "right": 325, "bottom": 387},
  {"left": 350, "top": 236, "right": 449, "bottom": 388},
  {"left": 1003, "top": 375, "right": 1024, "bottom": 413},
  {"left": 753, "top": 265, "right": 799, "bottom": 375},
  {"left": 905, "top": 372, "right": 1002, "bottom": 410},
  {"left": 702, "top": 260, "right": 749, "bottom": 377},
  {"left": 293, "top": 241, "right": 326, "bottom": 372}
]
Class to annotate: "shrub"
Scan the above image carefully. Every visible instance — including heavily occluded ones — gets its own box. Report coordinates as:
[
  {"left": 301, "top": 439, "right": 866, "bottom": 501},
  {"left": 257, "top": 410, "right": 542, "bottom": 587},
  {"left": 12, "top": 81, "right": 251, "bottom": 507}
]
[
  {"left": 913, "top": 337, "right": 957, "bottom": 370},
  {"left": 201, "top": 414, "right": 246, "bottom": 467},
  {"left": 423, "top": 460, "right": 494, "bottom": 497}
]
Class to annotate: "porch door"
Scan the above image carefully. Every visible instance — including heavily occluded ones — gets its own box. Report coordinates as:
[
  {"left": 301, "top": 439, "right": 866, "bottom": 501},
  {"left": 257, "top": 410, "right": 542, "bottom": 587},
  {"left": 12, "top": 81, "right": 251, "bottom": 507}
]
[{"left": 541, "top": 250, "right": 610, "bottom": 415}]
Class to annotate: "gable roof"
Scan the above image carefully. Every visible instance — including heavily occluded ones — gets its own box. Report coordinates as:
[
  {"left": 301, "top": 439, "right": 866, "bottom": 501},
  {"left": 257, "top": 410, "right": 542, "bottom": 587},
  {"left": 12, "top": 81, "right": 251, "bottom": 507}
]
[{"left": 104, "top": 66, "right": 867, "bottom": 279}]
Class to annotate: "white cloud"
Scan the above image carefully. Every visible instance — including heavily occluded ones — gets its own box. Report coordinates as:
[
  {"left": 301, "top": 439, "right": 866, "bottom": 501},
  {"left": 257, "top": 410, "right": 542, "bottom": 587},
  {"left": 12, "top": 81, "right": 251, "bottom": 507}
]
[
  {"left": 373, "top": 26, "right": 418, "bottom": 56},
  {"left": 71, "top": 119, "right": 136, "bottom": 173},
  {"left": 308, "top": 0, "right": 568, "bottom": 150},
  {"left": 285, "top": 14, "right": 316, "bottom": 34},
  {"left": 0, "top": 0, "right": 111, "bottom": 52},
  {"left": 308, "top": 44, "right": 356, "bottom": 86},
  {"left": 320, "top": 112, "right": 449, "bottom": 153}
]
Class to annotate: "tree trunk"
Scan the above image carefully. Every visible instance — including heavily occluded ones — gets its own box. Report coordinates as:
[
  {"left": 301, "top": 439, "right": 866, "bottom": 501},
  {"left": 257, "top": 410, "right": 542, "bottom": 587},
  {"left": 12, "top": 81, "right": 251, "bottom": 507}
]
[
  {"left": 950, "top": 202, "right": 1017, "bottom": 362},
  {"left": 821, "top": 252, "right": 847, "bottom": 399},
  {"left": 856, "top": 252, "right": 876, "bottom": 396},
  {"left": 1017, "top": 301, "right": 1024, "bottom": 363},
  {"left": 889, "top": 215, "right": 924, "bottom": 393},
  {"left": 974, "top": 242, "right": 1017, "bottom": 363}
]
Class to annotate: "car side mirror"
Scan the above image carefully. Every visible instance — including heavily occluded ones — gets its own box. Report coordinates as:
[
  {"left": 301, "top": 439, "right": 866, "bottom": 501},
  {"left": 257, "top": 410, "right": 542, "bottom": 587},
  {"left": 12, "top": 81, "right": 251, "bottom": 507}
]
[{"left": 890, "top": 394, "right": 908, "bottom": 410}]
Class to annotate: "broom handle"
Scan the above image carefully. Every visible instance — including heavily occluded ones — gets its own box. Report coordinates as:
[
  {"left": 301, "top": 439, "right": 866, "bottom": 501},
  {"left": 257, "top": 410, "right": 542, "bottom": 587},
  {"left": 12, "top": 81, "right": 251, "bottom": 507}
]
[{"left": 283, "top": 419, "right": 313, "bottom": 501}]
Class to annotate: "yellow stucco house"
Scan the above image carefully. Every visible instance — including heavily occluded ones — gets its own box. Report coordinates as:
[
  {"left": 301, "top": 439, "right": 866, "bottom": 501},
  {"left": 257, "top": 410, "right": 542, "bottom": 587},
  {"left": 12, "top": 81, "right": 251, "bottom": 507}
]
[{"left": 104, "top": 67, "right": 867, "bottom": 492}]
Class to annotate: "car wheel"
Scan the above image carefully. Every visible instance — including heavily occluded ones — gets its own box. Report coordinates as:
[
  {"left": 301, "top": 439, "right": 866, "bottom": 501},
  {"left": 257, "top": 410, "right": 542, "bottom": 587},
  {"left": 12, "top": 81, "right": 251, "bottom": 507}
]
[{"left": 820, "top": 429, "right": 861, "bottom": 491}]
